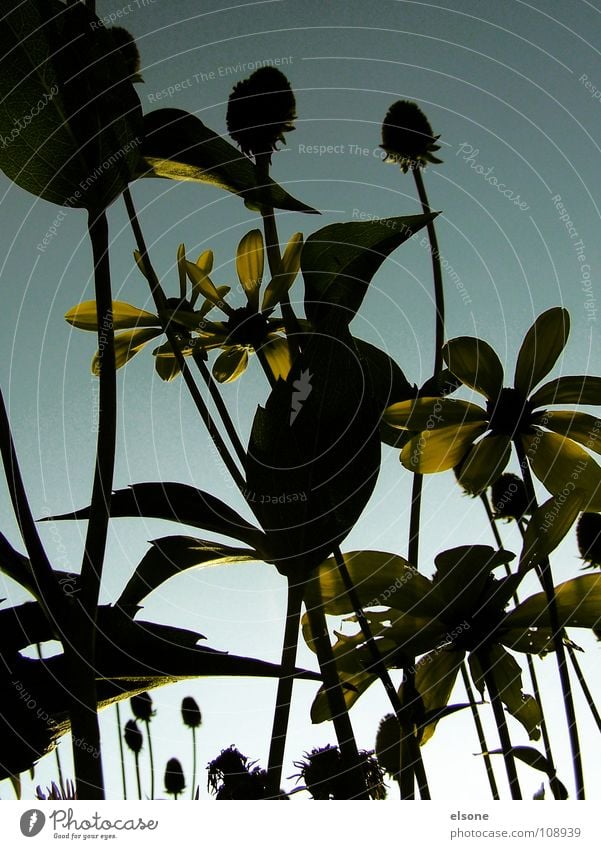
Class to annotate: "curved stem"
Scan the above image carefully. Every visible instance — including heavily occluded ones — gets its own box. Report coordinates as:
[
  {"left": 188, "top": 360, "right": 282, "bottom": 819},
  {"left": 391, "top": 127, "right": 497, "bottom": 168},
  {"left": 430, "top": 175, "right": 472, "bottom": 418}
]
[
  {"left": 514, "top": 439, "right": 585, "bottom": 799},
  {"left": 413, "top": 168, "right": 445, "bottom": 375},
  {"left": 460, "top": 663, "right": 500, "bottom": 800},
  {"left": 266, "top": 579, "right": 304, "bottom": 797}
]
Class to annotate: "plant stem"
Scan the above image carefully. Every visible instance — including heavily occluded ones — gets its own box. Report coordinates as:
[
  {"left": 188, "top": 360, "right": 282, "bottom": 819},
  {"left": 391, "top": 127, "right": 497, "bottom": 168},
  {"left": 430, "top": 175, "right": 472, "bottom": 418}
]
[
  {"left": 144, "top": 720, "right": 155, "bottom": 799},
  {"left": 115, "top": 703, "right": 128, "bottom": 800},
  {"left": 304, "top": 587, "right": 368, "bottom": 799},
  {"left": 567, "top": 644, "right": 601, "bottom": 733},
  {"left": 266, "top": 580, "right": 304, "bottom": 797},
  {"left": 123, "top": 188, "right": 246, "bottom": 492},
  {"left": 134, "top": 752, "right": 142, "bottom": 801},
  {"left": 333, "top": 546, "right": 430, "bottom": 798},
  {"left": 514, "top": 438, "right": 585, "bottom": 799},
  {"left": 460, "top": 663, "right": 500, "bottom": 800},
  {"left": 192, "top": 353, "right": 247, "bottom": 466},
  {"left": 190, "top": 727, "right": 197, "bottom": 800},
  {"left": 480, "top": 652, "right": 522, "bottom": 799},
  {"left": 412, "top": 168, "right": 445, "bottom": 375}
]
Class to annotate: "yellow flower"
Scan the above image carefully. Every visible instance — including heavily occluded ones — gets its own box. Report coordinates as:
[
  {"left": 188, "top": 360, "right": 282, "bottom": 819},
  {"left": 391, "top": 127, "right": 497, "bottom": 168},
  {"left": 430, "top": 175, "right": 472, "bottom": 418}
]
[{"left": 384, "top": 308, "right": 601, "bottom": 508}]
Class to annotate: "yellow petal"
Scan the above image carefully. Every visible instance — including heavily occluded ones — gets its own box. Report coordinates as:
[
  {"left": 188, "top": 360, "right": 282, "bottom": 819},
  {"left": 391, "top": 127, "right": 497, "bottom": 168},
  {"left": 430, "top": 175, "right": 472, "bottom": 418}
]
[
  {"left": 212, "top": 346, "right": 249, "bottom": 383},
  {"left": 185, "top": 260, "right": 232, "bottom": 315},
  {"left": 400, "top": 422, "right": 488, "bottom": 473},
  {"left": 261, "top": 232, "right": 303, "bottom": 312},
  {"left": 66, "top": 301, "right": 157, "bottom": 331},
  {"left": 199, "top": 286, "right": 231, "bottom": 318},
  {"left": 261, "top": 334, "right": 292, "bottom": 381},
  {"left": 195, "top": 249, "right": 214, "bottom": 275},
  {"left": 384, "top": 397, "right": 486, "bottom": 430},
  {"left": 133, "top": 249, "right": 149, "bottom": 279},
  {"left": 519, "top": 488, "right": 588, "bottom": 571},
  {"left": 443, "top": 336, "right": 504, "bottom": 400},
  {"left": 539, "top": 410, "right": 601, "bottom": 455},
  {"left": 91, "top": 328, "right": 162, "bottom": 375},
  {"left": 457, "top": 434, "right": 512, "bottom": 495},
  {"left": 523, "top": 430, "right": 601, "bottom": 511},
  {"left": 514, "top": 308, "right": 569, "bottom": 397},
  {"left": 236, "top": 230, "right": 264, "bottom": 311},
  {"left": 155, "top": 354, "right": 182, "bottom": 382}
]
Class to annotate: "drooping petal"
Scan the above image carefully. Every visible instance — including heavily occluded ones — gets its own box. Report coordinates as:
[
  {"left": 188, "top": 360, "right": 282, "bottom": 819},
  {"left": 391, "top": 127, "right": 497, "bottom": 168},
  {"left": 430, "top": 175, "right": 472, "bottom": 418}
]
[
  {"left": 384, "top": 397, "right": 487, "bottom": 431},
  {"left": 261, "top": 232, "right": 303, "bottom": 312},
  {"left": 443, "top": 337, "right": 504, "bottom": 400},
  {"left": 212, "top": 346, "right": 249, "bottom": 383},
  {"left": 261, "top": 334, "right": 292, "bottom": 381},
  {"left": 66, "top": 301, "right": 158, "bottom": 331},
  {"left": 519, "top": 488, "right": 588, "bottom": 572},
  {"left": 514, "top": 307, "right": 569, "bottom": 397},
  {"left": 154, "top": 353, "right": 182, "bottom": 382},
  {"left": 523, "top": 430, "right": 601, "bottom": 511},
  {"left": 504, "top": 573, "right": 601, "bottom": 630},
  {"left": 236, "top": 230, "right": 264, "bottom": 311},
  {"left": 91, "top": 328, "right": 162, "bottom": 375},
  {"left": 457, "top": 434, "right": 512, "bottom": 495},
  {"left": 536, "top": 410, "right": 601, "bottom": 454},
  {"left": 400, "top": 422, "right": 487, "bottom": 474},
  {"left": 185, "top": 260, "right": 232, "bottom": 315},
  {"left": 530, "top": 375, "right": 601, "bottom": 408},
  {"left": 405, "top": 649, "right": 465, "bottom": 745}
]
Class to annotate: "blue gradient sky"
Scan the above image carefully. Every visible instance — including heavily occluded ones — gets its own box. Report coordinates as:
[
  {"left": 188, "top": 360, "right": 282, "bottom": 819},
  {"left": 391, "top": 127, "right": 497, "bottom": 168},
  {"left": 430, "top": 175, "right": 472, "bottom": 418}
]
[{"left": 1, "top": 0, "right": 600, "bottom": 800}]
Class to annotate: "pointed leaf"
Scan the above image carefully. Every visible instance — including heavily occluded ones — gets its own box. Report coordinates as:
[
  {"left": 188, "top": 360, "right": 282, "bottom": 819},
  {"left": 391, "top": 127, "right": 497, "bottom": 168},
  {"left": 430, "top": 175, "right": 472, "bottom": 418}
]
[
  {"left": 66, "top": 301, "right": 157, "bottom": 331},
  {"left": 443, "top": 337, "right": 504, "bottom": 400},
  {"left": 514, "top": 308, "right": 570, "bottom": 396},
  {"left": 302, "top": 214, "right": 436, "bottom": 328},
  {"left": 42, "top": 482, "right": 268, "bottom": 551}
]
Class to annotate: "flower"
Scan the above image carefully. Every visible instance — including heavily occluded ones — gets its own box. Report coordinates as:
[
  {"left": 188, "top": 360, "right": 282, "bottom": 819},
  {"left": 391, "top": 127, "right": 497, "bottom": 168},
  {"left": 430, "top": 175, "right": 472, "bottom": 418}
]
[
  {"left": 227, "top": 67, "right": 296, "bottom": 160},
  {"left": 65, "top": 230, "right": 302, "bottom": 383},
  {"left": 384, "top": 308, "right": 601, "bottom": 507},
  {"left": 181, "top": 696, "right": 202, "bottom": 729},
  {"left": 576, "top": 512, "right": 601, "bottom": 568},
  {"left": 293, "top": 745, "right": 386, "bottom": 800},
  {"left": 36, "top": 779, "right": 76, "bottom": 800},
  {"left": 207, "top": 746, "right": 271, "bottom": 799},
  {"left": 380, "top": 100, "right": 443, "bottom": 172},
  {"left": 184, "top": 228, "right": 303, "bottom": 383},
  {"left": 164, "top": 757, "right": 186, "bottom": 798}
]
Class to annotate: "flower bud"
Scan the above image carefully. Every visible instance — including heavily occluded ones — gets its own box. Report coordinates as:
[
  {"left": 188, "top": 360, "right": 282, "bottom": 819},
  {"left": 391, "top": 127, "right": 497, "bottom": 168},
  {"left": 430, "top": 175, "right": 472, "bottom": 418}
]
[
  {"left": 123, "top": 719, "right": 143, "bottom": 755},
  {"left": 490, "top": 473, "right": 531, "bottom": 521},
  {"left": 164, "top": 757, "right": 186, "bottom": 797},
  {"left": 380, "top": 100, "right": 442, "bottom": 173},
  {"left": 130, "top": 692, "right": 154, "bottom": 723},
  {"left": 576, "top": 512, "right": 601, "bottom": 568},
  {"left": 227, "top": 67, "right": 296, "bottom": 160},
  {"left": 181, "top": 696, "right": 202, "bottom": 729}
]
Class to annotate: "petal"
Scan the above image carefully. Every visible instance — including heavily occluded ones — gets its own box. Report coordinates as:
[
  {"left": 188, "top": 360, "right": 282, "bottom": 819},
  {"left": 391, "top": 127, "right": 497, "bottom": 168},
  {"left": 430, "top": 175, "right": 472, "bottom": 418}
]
[
  {"left": 538, "top": 410, "right": 601, "bottom": 455},
  {"left": 384, "top": 397, "right": 487, "bottom": 431},
  {"left": 523, "top": 430, "right": 601, "bottom": 511},
  {"left": 443, "top": 337, "right": 504, "bottom": 400},
  {"left": 91, "top": 328, "right": 162, "bottom": 375},
  {"left": 66, "top": 301, "right": 158, "bottom": 331},
  {"left": 236, "top": 230, "right": 264, "bottom": 311},
  {"left": 400, "top": 422, "right": 488, "bottom": 473},
  {"left": 514, "top": 307, "right": 569, "bottom": 397},
  {"left": 519, "top": 488, "right": 588, "bottom": 572},
  {"left": 261, "top": 232, "right": 303, "bottom": 312},
  {"left": 185, "top": 260, "right": 232, "bottom": 315},
  {"left": 154, "top": 354, "right": 182, "bottom": 382},
  {"left": 195, "top": 249, "right": 214, "bottom": 276},
  {"left": 133, "top": 249, "right": 150, "bottom": 279},
  {"left": 530, "top": 375, "right": 601, "bottom": 408},
  {"left": 505, "top": 573, "right": 601, "bottom": 630},
  {"left": 457, "top": 434, "right": 511, "bottom": 495},
  {"left": 198, "top": 286, "right": 231, "bottom": 318},
  {"left": 408, "top": 649, "right": 465, "bottom": 745},
  {"left": 261, "top": 334, "right": 292, "bottom": 381},
  {"left": 212, "top": 346, "right": 249, "bottom": 383}
]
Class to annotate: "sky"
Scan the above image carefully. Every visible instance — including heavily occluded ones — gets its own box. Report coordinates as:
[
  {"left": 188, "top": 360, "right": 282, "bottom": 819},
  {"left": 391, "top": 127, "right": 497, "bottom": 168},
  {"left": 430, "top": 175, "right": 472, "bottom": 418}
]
[{"left": 0, "top": 0, "right": 600, "bottom": 801}]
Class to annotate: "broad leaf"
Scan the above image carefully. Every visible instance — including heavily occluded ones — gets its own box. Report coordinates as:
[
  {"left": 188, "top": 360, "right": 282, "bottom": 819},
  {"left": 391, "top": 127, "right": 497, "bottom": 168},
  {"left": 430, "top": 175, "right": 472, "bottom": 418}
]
[
  {"left": 117, "top": 536, "right": 259, "bottom": 610},
  {"left": 42, "top": 483, "right": 268, "bottom": 552},
  {"left": 302, "top": 214, "right": 436, "bottom": 328},
  {"left": 140, "top": 108, "right": 317, "bottom": 213}
]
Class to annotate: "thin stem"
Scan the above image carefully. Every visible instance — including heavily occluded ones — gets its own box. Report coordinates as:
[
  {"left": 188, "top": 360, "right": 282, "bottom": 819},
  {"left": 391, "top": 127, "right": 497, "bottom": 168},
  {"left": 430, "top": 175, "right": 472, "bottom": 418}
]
[
  {"left": 123, "top": 188, "right": 246, "bottom": 492},
  {"left": 266, "top": 580, "right": 304, "bottom": 797},
  {"left": 480, "top": 652, "right": 522, "bottom": 799},
  {"left": 190, "top": 727, "right": 197, "bottom": 800},
  {"left": 192, "top": 354, "right": 247, "bottom": 467},
  {"left": 145, "top": 720, "right": 155, "bottom": 800},
  {"left": 514, "top": 438, "right": 585, "bottom": 799},
  {"left": 412, "top": 168, "right": 445, "bottom": 375},
  {"left": 333, "top": 546, "right": 430, "bottom": 799},
  {"left": 460, "top": 663, "right": 500, "bottom": 800},
  {"left": 134, "top": 752, "right": 142, "bottom": 801},
  {"left": 567, "top": 644, "right": 601, "bottom": 733},
  {"left": 304, "top": 591, "right": 368, "bottom": 799},
  {"left": 115, "top": 703, "right": 128, "bottom": 800}
]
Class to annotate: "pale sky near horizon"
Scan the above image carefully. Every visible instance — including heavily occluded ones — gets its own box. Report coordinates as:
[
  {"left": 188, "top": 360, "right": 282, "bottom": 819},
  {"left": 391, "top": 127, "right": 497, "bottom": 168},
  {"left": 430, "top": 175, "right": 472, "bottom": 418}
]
[{"left": 1, "top": 0, "right": 600, "bottom": 801}]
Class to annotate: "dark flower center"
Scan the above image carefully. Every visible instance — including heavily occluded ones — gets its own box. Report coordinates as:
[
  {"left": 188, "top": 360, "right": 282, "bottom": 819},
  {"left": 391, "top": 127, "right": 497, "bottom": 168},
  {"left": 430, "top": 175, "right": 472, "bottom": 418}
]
[
  {"left": 165, "top": 296, "right": 194, "bottom": 336},
  {"left": 487, "top": 387, "right": 534, "bottom": 438},
  {"left": 225, "top": 306, "right": 269, "bottom": 348}
]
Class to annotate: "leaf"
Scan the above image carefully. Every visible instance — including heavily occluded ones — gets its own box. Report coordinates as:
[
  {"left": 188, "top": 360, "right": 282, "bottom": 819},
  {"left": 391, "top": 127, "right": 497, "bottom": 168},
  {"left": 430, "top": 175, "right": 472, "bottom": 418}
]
[
  {"left": 514, "top": 308, "right": 570, "bottom": 397},
  {"left": 443, "top": 337, "right": 504, "bottom": 400},
  {"left": 139, "top": 108, "right": 317, "bottom": 213},
  {"left": 42, "top": 482, "right": 268, "bottom": 552},
  {"left": 0, "top": 1, "right": 142, "bottom": 209},
  {"left": 530, "top": 375, "right": 601, "bottom": 408},
  {"left": 117, "top": 536, "right": 259, "bottom": 610},
  {"left": 302, "top": 214, "right": 436, "bottom": 328},
  {"left": 504, "top": 573, "right": 601, "bottom": 630},
  {"left": 245, "top": 331, "right": 382, "bottom": 578},
  {"left": 485, "top": 746, "right": 568, "bottom": 798}
]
